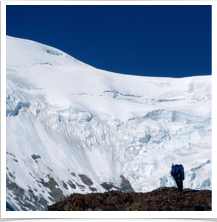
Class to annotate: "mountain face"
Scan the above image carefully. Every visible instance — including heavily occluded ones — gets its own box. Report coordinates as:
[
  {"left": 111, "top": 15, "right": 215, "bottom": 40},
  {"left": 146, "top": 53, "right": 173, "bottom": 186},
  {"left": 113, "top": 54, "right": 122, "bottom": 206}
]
[{"left": 6, "top": 36, "right": 212, "bottom": 211}]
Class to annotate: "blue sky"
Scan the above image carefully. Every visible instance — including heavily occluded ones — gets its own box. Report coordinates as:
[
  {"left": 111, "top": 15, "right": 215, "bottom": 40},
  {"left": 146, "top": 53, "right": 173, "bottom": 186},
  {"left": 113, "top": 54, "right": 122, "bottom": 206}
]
[{"left": 6, "top": 5, "right": 211, "bottom": 78}]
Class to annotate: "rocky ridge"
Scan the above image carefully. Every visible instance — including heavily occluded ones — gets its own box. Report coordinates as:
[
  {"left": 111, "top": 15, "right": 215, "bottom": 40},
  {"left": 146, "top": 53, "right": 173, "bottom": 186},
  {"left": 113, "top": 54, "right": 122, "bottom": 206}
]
[{"left": 47, "top": 187, "right": 211, "bottom": 211}]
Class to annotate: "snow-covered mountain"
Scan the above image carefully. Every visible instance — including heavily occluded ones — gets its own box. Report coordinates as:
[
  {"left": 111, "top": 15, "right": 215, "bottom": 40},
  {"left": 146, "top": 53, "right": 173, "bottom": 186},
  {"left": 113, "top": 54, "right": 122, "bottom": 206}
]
[{"left": 6, "top": 36, "right": 212, "bottom": 211}]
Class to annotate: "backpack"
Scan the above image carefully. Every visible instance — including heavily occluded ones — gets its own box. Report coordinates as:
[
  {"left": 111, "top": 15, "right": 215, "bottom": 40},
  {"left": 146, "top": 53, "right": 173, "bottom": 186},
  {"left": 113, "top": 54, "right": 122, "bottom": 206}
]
[
  {"left": 179, "top": 164, "right": 184, "bottom": 179},
  {"left": 171, "top": 164, "right": 180, "bottom": 177}
]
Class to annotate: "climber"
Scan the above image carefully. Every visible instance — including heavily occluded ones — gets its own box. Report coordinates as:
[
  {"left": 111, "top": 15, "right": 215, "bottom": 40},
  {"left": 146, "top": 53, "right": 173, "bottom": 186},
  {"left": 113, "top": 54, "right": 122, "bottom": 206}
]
[{"left": 171, "top": 164, "right": 185, "bottom": 195}]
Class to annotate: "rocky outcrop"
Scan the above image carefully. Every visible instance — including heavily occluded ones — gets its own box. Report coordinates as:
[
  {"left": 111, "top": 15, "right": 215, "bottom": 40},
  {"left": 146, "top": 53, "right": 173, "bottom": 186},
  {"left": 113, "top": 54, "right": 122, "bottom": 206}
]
[
  {"left": 120, "top": 175, "right": 135, "bottom": 192},
  {"left": 47, "top": 187, "right": 211, "bottom": 211},
  {"left": 100, "top": 175, "right": 135, "bottom": 193},
  {"left": 7, "top": 175, "right": 48, "bottom": 211},
  {"left": 40, "top": 175, "right": 65, "bottom": 203}
]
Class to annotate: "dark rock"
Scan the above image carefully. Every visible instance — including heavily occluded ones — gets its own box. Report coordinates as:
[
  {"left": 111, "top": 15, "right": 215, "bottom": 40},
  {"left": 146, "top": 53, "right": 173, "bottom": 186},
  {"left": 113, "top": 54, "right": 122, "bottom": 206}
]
[
  {"left": 62, "top": 181, "right": 68, "bottom": 190},
  {"left": 70, "top": 172, "right": 76, "bottom": 177},
  {"left": 79, "top": 174, "right": 93, "bottom": 186},
  {"left": 47, "top": 167, "right": 53, "bottom": 172},
  {"left": 101, "top": 182, "right": 120, "bottom": 191},
  {"left": 76, "top": 183, "right": 85, "bottom": 190},
  {"left": 120, "top": 175, "right": 135, "bottom": 192},
  {"left": 31, "top": 154, "right": 41, "bottom": 160},
  {"left": 89, "top": 187, "right": 97, "bottom": 191},
  {"left": 6, "top": 175, "right": 49, "bottom": 211},
  {"left": 13, "top": 158, "right": 18, "bottom": 162},
  {"left": 47, "top": 187, "right": 211, "bottom": 211},
  {"left": 40, "top": 175, "right": 65, "bottom": 203},
  {"left": 67, "top": 180, "right": 76, "bottom": 189}
]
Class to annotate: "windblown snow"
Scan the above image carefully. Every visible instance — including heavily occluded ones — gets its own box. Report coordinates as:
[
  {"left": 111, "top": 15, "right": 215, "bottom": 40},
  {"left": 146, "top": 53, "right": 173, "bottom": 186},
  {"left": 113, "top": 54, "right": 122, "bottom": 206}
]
[{"left": 6, "top": 36, "right": 212, "bottom": 211}]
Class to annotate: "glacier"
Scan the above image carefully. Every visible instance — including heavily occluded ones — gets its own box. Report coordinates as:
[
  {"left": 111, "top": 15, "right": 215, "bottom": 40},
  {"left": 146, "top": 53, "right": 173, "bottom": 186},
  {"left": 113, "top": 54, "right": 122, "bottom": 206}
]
[{"left": 6, "top": 36, "right": 211, "bottom": 211}]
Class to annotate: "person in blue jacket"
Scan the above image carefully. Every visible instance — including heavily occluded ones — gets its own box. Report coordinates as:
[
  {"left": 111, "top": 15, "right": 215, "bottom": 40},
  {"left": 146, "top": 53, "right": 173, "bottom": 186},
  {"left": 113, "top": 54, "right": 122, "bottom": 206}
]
[{"left": 171, "top": 164, "right": 185, "bottom": 195}]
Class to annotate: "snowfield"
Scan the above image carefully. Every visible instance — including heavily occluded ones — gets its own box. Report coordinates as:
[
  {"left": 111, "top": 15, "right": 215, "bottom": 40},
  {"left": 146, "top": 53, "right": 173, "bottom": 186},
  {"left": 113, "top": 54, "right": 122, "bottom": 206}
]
[{"left": 6, "top": 36, "right": 212, "bottom": 211}]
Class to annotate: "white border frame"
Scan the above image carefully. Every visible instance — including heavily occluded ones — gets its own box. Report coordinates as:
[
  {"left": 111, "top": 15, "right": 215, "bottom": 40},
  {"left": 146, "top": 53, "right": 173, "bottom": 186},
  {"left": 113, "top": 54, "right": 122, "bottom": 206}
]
[{"left": 1, "top": 1, "right": 216, "bottom": 219}]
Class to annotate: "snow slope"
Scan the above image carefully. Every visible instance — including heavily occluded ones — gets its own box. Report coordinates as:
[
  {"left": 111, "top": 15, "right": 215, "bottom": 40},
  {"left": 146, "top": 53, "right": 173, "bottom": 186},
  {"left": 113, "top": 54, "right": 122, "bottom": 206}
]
[{"left": 6, "top": 36, "right": 212, "bottom": 211}]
